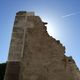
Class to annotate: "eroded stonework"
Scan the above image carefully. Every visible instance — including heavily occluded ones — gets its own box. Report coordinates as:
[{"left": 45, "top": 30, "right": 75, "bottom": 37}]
[{"left": 4, "top": 11, "right": 80, "bottom": 80}]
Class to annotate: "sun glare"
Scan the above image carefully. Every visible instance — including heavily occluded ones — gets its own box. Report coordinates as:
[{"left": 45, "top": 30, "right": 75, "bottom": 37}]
[{"left": 46, "top": 20, "right": 60, "bottom": 39}]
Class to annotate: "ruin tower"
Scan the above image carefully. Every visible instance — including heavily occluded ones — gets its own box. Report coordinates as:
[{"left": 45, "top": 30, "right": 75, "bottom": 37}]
[
  {"left": 4, "top": 11, "right": 35, "bottom": 80},
  {"left": 4, "top": 11, "right": 80, "bottom": 80}
]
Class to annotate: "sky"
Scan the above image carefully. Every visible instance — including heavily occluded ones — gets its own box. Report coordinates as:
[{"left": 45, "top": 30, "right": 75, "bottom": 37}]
[{"left": 0, "top": 0, "right": 80, "bottom": 69}]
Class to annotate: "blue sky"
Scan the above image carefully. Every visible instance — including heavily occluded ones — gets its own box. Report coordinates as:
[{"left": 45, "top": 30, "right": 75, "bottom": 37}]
[{"left": 0, "top": 0, "right": 80, "bottom": 69}]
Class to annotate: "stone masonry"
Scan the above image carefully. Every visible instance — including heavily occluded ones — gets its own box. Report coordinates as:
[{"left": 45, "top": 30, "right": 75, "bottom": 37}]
[{"left": 4, "top": 11, "right": 80, "bottom": 80}]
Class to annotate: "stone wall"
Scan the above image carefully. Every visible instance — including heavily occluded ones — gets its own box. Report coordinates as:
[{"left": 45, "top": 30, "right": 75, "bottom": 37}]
[
  {"left": 19, "top": 14, "right": 75, "bottom": 80},
  {"left": 4, "top": 11, "right": 80, "bottom": 80}
]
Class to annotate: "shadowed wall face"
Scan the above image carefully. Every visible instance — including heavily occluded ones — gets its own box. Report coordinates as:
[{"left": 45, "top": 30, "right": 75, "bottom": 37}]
[{"left": 4, "top": 62, "right": 20, "bottom": 80}]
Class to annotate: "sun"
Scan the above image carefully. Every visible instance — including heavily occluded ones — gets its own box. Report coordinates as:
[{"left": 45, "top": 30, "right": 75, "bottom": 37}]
[{"left": 46, "top": 20, "right": 60, "bottom": 39}]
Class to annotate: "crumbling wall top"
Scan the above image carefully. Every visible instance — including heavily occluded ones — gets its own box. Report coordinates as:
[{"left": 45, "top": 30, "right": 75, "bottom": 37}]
[{"left": 16, "top": 11, "right": 35, "bottom": 16}]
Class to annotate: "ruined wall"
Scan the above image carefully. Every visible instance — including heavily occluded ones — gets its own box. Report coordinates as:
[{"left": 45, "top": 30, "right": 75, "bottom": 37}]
[
  {"left": 64, "top": 56, "right": 80, "bottom": 80},
  {"left": 18, "top": 13, "right": 75, "bottom": 80},
  {"left": 4, "top": 11, "right": 80, "bottom": 80}
]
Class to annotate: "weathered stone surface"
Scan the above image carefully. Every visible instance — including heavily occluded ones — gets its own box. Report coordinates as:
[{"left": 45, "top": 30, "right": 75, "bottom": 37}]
[
  {"left": 63, "top": 56, "right": 80, "bottom": 80},
  {"left": 4, "top": 11, "right": 80, "bottom": 80}
]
